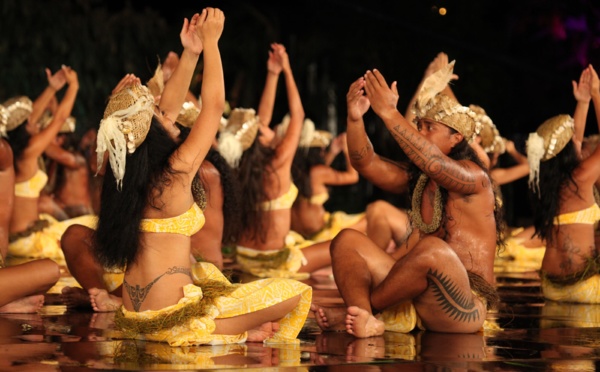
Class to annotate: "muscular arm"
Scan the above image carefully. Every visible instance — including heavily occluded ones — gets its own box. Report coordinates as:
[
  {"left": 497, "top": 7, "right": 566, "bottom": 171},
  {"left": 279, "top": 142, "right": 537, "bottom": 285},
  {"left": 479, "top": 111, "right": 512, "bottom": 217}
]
[{"left": 365, "top": 69, "right": 483, "bottom": 195}]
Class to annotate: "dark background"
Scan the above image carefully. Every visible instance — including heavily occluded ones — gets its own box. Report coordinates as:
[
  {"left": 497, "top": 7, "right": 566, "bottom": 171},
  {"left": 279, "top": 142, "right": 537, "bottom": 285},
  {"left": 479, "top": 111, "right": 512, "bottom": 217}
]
[{"left": 1, "top": 0, "right": 599, "bottom": 226}]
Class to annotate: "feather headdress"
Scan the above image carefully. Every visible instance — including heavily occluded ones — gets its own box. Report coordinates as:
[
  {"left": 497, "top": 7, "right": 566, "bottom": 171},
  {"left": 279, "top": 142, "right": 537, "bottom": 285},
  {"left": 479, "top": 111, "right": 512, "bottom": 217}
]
[{"left": 412, "top": 60, "right": 480, "bottom": 142}]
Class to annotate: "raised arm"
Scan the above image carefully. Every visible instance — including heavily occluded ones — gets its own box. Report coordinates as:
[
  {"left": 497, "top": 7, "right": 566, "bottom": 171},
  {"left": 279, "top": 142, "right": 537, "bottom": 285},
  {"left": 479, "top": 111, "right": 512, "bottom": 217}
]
[
  {"left": 158, "top": 14, "right": 203, "bottom": 123},
  {"left": 346, "top": 76, "right": 410, "bottom": 194},
  {"left": 572, "top": 65, "right": 592, "bottom": 152},
  {"left": 28, "top": 67, "right": 67, "bottom": 126},
  {"left": 174, "top": 8, "right": 225, "bottom": 176},
  {"left": 589, "top": 65, "right": 600, "bottom": 133},
  {"left": 313, "top": 133, "right": 359, "bottom": 187},
  {"left": 272, "top": 44, "right": 305, "bottom": 169},
  {"left": 25, "top": 66, "right": 78, "bottom": 159},
  {"left": 365, "top": 69, "right": 483, "bottom": 195},
  {"left": 257, "top": 43, "right": 283, "bottom": 127},
  {"left": 490, "top": 140, "right": 529, "bottom": 185}
]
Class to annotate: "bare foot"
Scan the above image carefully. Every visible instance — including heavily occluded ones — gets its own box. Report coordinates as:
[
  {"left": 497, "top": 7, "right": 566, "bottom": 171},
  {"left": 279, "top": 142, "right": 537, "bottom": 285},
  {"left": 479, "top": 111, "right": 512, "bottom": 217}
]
[
  {"left": 310, "top": 304, "right": 347, "bottom": 331},
  {"left": 60, "top": 286, "right": 91, "bottom": 309},
  {"left": 345, "top": 306, "right": 385, "bottom": 338},
  {"left": 0, "top": 295, "right": 44, "bottom": 313},
  {"left": 247, "top": 322, "right": 278, "bottom": 342},
  {"left": 88, "top": 288, "right": 122, "bottom": 312}
]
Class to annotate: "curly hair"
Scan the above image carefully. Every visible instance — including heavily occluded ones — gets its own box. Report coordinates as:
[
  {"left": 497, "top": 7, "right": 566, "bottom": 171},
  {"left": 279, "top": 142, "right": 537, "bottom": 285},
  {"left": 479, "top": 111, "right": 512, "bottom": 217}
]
[
  {"left": 233, "top": 137, "right": 275, "bottom": 243},
  {"left": 529, "top": 141, "right": 579, "bottom": 246},
  {"left": 93, "top": 118, "right": 181, "bottom": 269},
  {"left": 291, "top": 147, "right": 325, "bottom": 199},
  {"left": 408, "top": 136, "right": 506, "bottom": 250},
  {"left": 6, "top": 124, "right": 31, "bottom": 174}
]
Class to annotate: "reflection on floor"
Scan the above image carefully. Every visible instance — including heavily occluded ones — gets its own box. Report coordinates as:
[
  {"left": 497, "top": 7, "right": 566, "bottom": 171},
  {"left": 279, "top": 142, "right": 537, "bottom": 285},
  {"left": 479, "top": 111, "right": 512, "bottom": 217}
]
[{"left": 2, "top": 256, "right": 600, "bottom": 371}]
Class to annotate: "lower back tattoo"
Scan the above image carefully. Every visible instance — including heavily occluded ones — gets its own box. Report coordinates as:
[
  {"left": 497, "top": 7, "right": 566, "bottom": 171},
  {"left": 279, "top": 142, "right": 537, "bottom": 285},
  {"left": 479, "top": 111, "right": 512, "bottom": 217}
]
[{"left": 123, "top": 266, "right": 192, "bottom": 311}]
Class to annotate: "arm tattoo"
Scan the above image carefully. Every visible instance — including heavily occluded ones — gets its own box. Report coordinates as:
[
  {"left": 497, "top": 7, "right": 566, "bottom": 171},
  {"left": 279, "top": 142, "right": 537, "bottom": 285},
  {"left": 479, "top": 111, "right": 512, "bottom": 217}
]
[
  {"left": 391, "top": 126, "right": 477, "bottom": 194},
  {"left": 123, "top": 266, "right": 192, "bottom": 311},
  {"left": 349, "top": 143, "right": 372, "bottom": 162},
  {"left": 427, "top": 268, "right": 480, "bottom": 323}
]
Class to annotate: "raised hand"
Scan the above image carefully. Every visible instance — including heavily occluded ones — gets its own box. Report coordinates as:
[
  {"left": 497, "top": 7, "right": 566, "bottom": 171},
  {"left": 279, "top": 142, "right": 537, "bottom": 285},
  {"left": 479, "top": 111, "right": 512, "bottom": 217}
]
[
  {"left": 111, "top": 74, "right": 141, "bottom": 95},
  {"left": 363, "top": 70, "right": 399, "bottom": 120},
  {"left": 180, "top": 13, "right": 203, "bottom": 55},
  {"left": 589, "top": 64, "right": 600, "bottom": 99},
  {"left": 572, "top": 66, "right": 592, "bottom": 103},
  {"left": 46, "top": 68, "right": 67, "bottom": 91},
  {"left": 197, "top": 7, "right": 224, "bottom": 45},
  {"left": 346, "top": 77, "right": 370, "bottom": 121},
  {"left": 62, "top": 65, "right": 79, "bottom": 88},
  {"left": 267, "top": 43, "right": 284, "bottom": 75}
]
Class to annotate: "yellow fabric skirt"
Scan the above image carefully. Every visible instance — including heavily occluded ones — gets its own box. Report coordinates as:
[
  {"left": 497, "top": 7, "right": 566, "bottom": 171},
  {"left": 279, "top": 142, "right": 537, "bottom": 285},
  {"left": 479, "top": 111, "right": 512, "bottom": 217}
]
[
  {"left": 113, "top": 262, "right": 312, "bottom": 347},
  {"left": 541, "top": 274, "right": 600, "bottom": 303},
  {"left": 494, "top": 227, "right": 545, "bottom": 272},
  {"left": 309, "top": 211, "right": 366, "bottom": 242},
  {"left": 235, "top": 231, "right": 315, "bottom": 279},
  {"left": 8, "top": 214, "right": 97, "bottom": 261}
]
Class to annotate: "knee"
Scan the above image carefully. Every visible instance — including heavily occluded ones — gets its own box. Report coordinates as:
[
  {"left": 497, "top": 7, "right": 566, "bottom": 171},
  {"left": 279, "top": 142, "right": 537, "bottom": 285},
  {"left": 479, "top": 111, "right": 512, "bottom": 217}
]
[
  {"left": 39, "top": 258, "right": 61, "bottom": 284},
  {"left": 61, "top": 224, "right": 91, "bottom": 254},
  {"left": 366, "top": 200, "right": 387, "bottom": 218},
  {"left": 330, "top": 228, "right": 364, "bottom": 256},
  {"left": 413, "top": 236, "right": 458, "bottom": 267}
]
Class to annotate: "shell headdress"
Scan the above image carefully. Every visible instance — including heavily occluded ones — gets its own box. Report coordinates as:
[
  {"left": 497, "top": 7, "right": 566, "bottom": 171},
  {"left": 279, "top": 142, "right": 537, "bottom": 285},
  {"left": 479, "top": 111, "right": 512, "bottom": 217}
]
[
  {"left": 0, "top": 96, "right": 33, "bottom": 137},
  {"left": 96, "top": 84, "right": 155, "bottom": 189},
  {"left": 470, "top": 104, "right": 505, "bottom": 154},
  {"left": 526, "top": 114, "right": 574, "bottom": 194},
  {"left": 217, "top": 108, "right": 260, "bottom": 168}
]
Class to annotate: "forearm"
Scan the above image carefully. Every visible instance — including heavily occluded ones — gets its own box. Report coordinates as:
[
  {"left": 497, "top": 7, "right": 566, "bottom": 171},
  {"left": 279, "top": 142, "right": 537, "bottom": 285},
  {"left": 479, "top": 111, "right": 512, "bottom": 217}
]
[
  {"left": 160, "top": 49, "right": 200, "bottom": 120},
  {"left": 283, "top": 68, "right": 304, "bottom": 121},
  {"left": 29, "top": 86, "right": 57, "bottom": 126},
  {"left": 593, "top": 94, "right": 600, "bottom": 132},
  {"left": 383, "top": 111, "right": 477, "bottom": 193},
  {"left": 197, "top": 42, "right": 224, "bottom": 133},
  {"left": 346, "top": 117, "right": 375, "bottom": 170},
  {"left": 573, "top": 99, "right": 590, "bottom": 143},
  {"left": 257, "top": 72, "right": 280, "bottom": 127}
]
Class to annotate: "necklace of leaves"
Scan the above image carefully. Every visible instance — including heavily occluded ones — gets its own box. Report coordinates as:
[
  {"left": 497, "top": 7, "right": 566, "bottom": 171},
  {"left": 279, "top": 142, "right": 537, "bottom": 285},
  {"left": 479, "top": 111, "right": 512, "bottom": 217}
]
[{"left": 409, "top": 173, "right": 443, "bottom": 234}]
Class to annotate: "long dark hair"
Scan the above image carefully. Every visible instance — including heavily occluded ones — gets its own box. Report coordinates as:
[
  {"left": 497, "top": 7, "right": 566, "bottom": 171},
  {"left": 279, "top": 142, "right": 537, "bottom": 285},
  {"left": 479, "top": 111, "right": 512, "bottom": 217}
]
[
  {"left": 234, "top": 137, "right": 275, "bottom": 243},
  {"left": 6, "top": 124, "right": 31, "bottom": 174},
  {"left": 291, "top": 147, "right": 325, "bottom": 198},
  {"left": 93, "top": 118, "right": 180, "bottom": 269},
  {"left": 529, "top": 141, "right": 579, "bottom": 246},
  {"left": 177, "top": 125, "right": 243, "bottom": 246},
  {"left": 408, "top": 136, "right": 506, "bottom": 249}
]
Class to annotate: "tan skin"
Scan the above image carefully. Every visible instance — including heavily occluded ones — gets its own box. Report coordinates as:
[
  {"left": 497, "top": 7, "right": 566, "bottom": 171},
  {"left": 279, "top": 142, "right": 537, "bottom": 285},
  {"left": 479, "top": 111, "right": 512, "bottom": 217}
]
[
  {"left": 0, "top": 139, "right": 60, "bottom": 313},
  {"left": 236, "top": 43, "right": 331, "bottom": 273},
  {"left": 10, "top": 66, "right": 79, "bottom": 234},
  {"left": 59, "top": 159, "right": 225, "bottom": 309},
  {"left": 88, "top": 9, "right": 299, "bottom": 339},
  {"left": 190, "top": 160, "right": 224, "bottom": 269},
  {"left": 291, "top": 133, "right": 367, "bottom": 238},
  {"left": 43, "top": 136, "right": 93, "bottom": 218},
  {"left": 313, "top": 70, "right": 497, "bottom": 337},
  {"left": 541, "top": 65, "right": 600, "bottom": 277}
]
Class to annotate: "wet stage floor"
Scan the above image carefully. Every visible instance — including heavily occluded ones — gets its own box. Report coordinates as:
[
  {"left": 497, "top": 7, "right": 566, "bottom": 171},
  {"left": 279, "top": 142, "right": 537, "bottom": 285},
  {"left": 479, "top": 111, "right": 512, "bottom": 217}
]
[{"left": 2, "top": 257, "right": 600, "bottom": 371}]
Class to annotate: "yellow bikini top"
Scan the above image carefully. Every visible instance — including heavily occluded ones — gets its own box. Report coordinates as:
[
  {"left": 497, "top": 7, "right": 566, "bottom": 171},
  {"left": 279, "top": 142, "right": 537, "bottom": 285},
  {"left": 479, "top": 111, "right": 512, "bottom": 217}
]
[
  {"left": 553, "top": 203, "right": 600, "bottom": 225},
  {"left": 309, "top": 191, "right": 329, "bottom": 206},
  {"left": 14, "top": 169, "right": 48, "bottom": 198},
  {"left": 139, "top": 203, "right": 205, "bottom": 236},
  {"left": 260, "top": 183, "right": 298, "bottom": 211}
]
